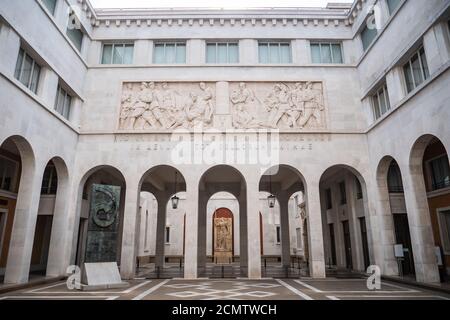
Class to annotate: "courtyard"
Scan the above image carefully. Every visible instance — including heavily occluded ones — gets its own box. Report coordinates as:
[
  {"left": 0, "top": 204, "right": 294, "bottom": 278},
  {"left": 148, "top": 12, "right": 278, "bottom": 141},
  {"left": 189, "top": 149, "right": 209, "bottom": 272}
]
[{"left": 1, "top": 278, "right": 449, "bottom": 301}]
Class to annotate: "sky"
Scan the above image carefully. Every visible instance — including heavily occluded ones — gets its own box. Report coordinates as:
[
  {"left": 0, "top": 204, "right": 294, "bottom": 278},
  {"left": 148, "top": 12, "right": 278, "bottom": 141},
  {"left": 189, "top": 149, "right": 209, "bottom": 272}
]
[{"left": 90, "top": 0, "right": 354, "bottom": 9}]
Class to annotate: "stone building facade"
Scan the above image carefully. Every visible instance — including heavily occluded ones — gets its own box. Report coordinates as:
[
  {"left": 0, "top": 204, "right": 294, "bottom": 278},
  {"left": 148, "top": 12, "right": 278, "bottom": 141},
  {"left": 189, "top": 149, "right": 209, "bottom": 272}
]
[{"left": 0, "top": 0, "right": 450, "bottom": 284}]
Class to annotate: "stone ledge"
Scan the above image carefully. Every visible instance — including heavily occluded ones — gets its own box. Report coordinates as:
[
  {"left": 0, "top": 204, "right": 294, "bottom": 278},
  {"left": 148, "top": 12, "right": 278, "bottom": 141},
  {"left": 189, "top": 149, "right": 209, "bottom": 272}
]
[{"left": 80, "top": 281, "right": 129, "bottom": 291}]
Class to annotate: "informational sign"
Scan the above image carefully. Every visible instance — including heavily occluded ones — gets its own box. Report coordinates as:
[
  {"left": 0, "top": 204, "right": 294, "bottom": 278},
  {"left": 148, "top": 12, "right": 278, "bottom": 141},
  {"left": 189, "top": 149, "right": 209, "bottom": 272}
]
[
  {"left": 435, "top": 246, "right": 443, "bottom": 266},
  {"left": 84, "top": 184, "right": 121, "bottom": 263},
  {"left": 394, "top": 244, "right": 404, "bottom": 258}
]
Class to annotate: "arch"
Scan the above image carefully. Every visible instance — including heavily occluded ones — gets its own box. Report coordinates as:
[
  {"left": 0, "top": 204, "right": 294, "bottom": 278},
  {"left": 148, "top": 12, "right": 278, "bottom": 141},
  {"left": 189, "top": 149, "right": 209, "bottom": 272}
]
[
  {"left": 198, "top": 164, "right": 247, "bottom": 195},
  {"left": 0, "top": 135, "right": 36, "bottom": 173},
  {"left": 259, "top": 164, "right": 306, "bottom": 199},
  {"left": 139, "top": 164, "right": 187, "bottom": 193}
]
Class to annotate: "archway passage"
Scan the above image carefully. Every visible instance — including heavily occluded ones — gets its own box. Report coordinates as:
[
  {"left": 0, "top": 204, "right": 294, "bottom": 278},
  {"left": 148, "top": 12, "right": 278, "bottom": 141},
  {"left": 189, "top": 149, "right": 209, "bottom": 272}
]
[
  {"left": 259, "top": 165, "right": 308, "bottom": 278},
  {"left": 74, "top": 166, "right": 126, "bottom": 270},
  {"left": 137, "top": 165, "right": 186, "bottom": 279},
  {"left": 319, "top": 165, "right": 371, "bottom": 275},
  {"left": 198, "top": 165, "right": 247, "bottom": 278}
]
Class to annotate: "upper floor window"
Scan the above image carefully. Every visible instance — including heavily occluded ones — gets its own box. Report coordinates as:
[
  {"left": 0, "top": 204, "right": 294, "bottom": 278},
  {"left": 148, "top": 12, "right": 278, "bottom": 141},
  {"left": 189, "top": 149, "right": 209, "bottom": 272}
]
[
  {"left": 14, "top": 48, "right": 41, "bottom": 93},
  {"left": 41, "top": 0, "right": 57, "bottom": 15},
  {"left": 0, "top": 156, "right": 18, "bottom": 193},
  {"left": 42, "top": 0, "right": 57, "bottom": 15},
  {"left": 54, "top": 84, "right": 72, "bottom": 119},
  {"left": 206, "top": 42, "right": 239, "bottom": 63},
  {"left": 387, "top": 0, "right": 401, "bottom": 15},
  {"left": 325, "top": 188, "right": 332, "bottom": 210},
  {"left": 387, "top": 161, "right": 404, "bottom": 193},
  {"left": 355, "top": 178, "right": 363, "bottom": 199},
  {"left": 372, "top": 83, "right": 391, "bottom": 120},
  {"left": 165, "top": 226, "right": 171, "bottom": 243},
  {"left": 276, "top": 225, "right": 281, "bottom": 244},
  {"left": 339, "top": 181, "right": 347, "bottom": 205},
  {"left": 310, "top": 42, "right": 343, "bottom": 64},
  {"left": 41, "top": 164, "right": 58, "bottom": 195},
  {"left": 101, "top": 43, "right": 134, "bottom": 64},
  {"left": 403, "top": 46, "right": 430, "bottom": 93},
  {"left": 258, "top": 41, "right": 292, "bottom": 64},
  {"left": 361, "top": 24, "right": 378, "bottom": 51},
  {"left": 428, "top": 155, "right": 450, "bottom": 191},
  {"left": 66, "top": 10, "right": 83, "bottom": 52},
  {"left": 153, "top": 42, "right": 186, "bottom": 64}
]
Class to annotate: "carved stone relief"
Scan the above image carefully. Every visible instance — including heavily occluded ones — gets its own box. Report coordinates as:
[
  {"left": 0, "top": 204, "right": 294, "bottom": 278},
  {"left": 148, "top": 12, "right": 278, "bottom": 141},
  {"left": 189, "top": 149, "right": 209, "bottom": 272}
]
[
  {"left": 229, "top": 82, "right": 326, "bottom": 130},
  {"left": 118, "top": 81, "right": 326, "bottom": 131},
  {"left": 119, "top": 81, "right": 215, "bottom": 130}
]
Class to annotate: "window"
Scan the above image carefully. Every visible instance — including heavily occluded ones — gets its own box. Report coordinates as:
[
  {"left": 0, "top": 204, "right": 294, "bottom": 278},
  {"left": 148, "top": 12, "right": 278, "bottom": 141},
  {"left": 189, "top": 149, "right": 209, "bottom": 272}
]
[
  {"left": 165, "top": 226, "right": 170, "bottom": 243},
  {"left": 153, "top": 42, "right": 186, "bottom": 64},
  {"left": 361, "top": 24, "right": 378, "bottom": 51},
  {"left": 54, "top": 84, "right": 72, "bottom": 119},
  {"left": 310, "top": 42, "right": 343, "bottom": 64},
  {"left": 438, "top": 209, "right": 450, "bottom": 254},
  {"left": 387, "top": 0, "right": 401, "bottom": 15},
  {"left": 355, "top": 178, "right": 363, "bottom": 199},
  {"left": 0, "top": 156, "right": 18, "bottom": 192},
  {"left": 14, "top": 48, "right": 41, "bottom": 93},
  {"left": 403, "top": 47, "right": 430, "bottom": 93},
  {"left": 258, "top": 41, "right": 292, "bottom": 64},
  {"left": 66, "top": 10, "right": 83, "bottom": 52},
  {"left": 387, "top": 161, "right": 404, "bottom": 193},
  {"left": 206, "top": 42, "right": 239, "bottom": 63},
  {"left": 275, "top": 225, "right": 281, "bottom": 244},
  {"left": 296, "top": 227, "right": 302, "bottom": 249},
  {"left": 101, "top": 43, "right": 134, "bottom": 64},
  {"left": 372, "top": 83, "right": 391, "bottom": 120},
  {"left": 325, "top": 188, "right": 332, "bottom": 210},
  {"left": 41, "top": 0, "right": 57, "bottom": 15},
  {"left": 339, "top": 182, "right": 347, "bottom": 205},
  {"left": 428, "top": 155, "right": 450, "bottom": 191},
  {"left": 41, "top": 164, "right": 58, "bottom": 195}
]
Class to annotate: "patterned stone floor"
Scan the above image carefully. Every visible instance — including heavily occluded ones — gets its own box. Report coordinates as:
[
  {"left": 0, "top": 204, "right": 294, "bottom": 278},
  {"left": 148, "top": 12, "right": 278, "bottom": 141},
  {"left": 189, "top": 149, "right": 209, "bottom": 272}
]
[{"left": 0, "top": 278, "right": 449, "bottom": 300}]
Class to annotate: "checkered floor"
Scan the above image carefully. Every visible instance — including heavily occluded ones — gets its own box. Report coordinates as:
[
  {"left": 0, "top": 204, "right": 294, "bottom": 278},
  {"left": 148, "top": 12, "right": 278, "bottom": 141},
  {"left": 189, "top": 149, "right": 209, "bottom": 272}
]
[{"left": 1, "top": 278, "right": 449, "bottom": 300}]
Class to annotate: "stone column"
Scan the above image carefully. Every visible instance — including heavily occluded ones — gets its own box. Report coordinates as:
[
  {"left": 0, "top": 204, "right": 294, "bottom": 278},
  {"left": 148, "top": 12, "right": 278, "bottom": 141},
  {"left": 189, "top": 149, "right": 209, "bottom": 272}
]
[
  {"left": 4, "top": 163, "right": 44, "bottom": 284},
  {"left": 278, "top": 193, "right": 291, "bottom": 268},
  {"left": 184, "top": 180, "right": 199, "bottom": 279},
  {"left": 46, "top": 167, "right": 71, "bottom": 277},
  {"left": 346, "top": 174, "right": 364, "bottom": 271},
  {"left": 238, "top": 195, "right": 248, "bottom": 269},
  {"left": 246, "top": 177, "right": 261, "bottom": 279},
  {"left": 305, "top": 179, "right": 326, "bottom": 278},
  {"left": 197, "top": 191, "right": 208, "bottom": 270},
  {"left": 155, "top": 192, "right": 169, "bottom": 268},
  {"left": 400, "top": 163, "right": 440, "bottom": 283},
  {"left": 119, "top": 179, "right": 140, "bottom": 279}
]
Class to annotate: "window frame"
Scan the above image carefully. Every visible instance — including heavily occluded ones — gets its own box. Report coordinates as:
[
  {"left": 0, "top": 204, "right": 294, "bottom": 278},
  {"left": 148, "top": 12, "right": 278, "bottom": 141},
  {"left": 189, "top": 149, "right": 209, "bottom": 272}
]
[
  {"left": 54, "top": 83, "right": 72, "bottom": 120},
  {"left": 0, "top": 155, "right": 19, "bottom": 193},
  {"left": 310, "top": 42, "right": 344, "bottom": 64},
  {"left": 339, "top": 181, "right": 347, "bottom": 205},
  {"left": 101, "top": 42, "right": 135, "bottom": 65},
  {"left": 40, "top": 163, "right": 58, "bottom": 195},
  {"left": 66, "top": 9, "right": 84, "bottom": 52},
  {"left": 403, "top": 46, "right": 430, "bottom": 93},
  {"left": 360, "top": 23, "right": 378, "bottom": 52},
  {"left": 153, "top": 41, "right": 186, "bottom": 64},
  {"left": 386, "top": 0, "right": 402, "bottom": 15},
  {"left": 165, "top": 226, "right": 171, "bottom": 244},
  {"left": 205, "top": 41, "right": 239, "bottom": 64},
  {"left": 371, "top": 83, "right": 391, "bottom": 120},
  {"left": 41, "top": 0, "right": 58, "bottom": 16},
  {"left": 258, "top": 41, "right": 292, "bottom": 64},
  {"left": 275, "top": 225, "right": 281, "bottom": 244},
  {"left": 14, "top": 47, "right": 42, "bottom": 94},
  {"left": 325, "top": 188, "right": 333, "bottom": 210},
  {"left": 426, "top": 154, "right": 450, "bottom": 191}
]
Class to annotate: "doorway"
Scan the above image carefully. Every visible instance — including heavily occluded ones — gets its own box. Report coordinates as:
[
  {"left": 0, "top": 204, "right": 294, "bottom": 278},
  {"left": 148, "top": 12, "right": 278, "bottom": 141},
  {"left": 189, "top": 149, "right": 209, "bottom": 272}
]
[
  {"left": 342, "top": 220, "right": 353, "bottom": 270},
  {"left": 393, "top": 213, "right": 415, "bottom": 276},
  {"left": 359, "top": 217, "right": 370, "bottom": 270}
]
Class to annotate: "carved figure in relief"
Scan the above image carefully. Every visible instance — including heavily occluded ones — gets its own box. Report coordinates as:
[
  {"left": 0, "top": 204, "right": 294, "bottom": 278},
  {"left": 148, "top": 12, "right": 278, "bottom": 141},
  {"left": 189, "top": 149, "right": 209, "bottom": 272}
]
[
  {"left": 286, "top": 82, "right": 306, "bottom": 128},
  {"left": 215, "top": 217, "right": 230, "bottom": 251},
  {"left": 297, "top": 82, "right": 324, "bottom": 129},
  {"left": 265, "top": 84, "right": 292, "bottom": 129},
  {"left": 119, "top": 83, "right": 135, "bottom": 129},
  {"left": 230, "top": 82, "right": 262, "bottom": 129}
]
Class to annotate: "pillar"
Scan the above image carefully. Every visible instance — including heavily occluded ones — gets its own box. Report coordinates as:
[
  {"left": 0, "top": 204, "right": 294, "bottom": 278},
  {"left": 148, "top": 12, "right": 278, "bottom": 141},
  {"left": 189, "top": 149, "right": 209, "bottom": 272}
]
[
  {"left": 246, "top": 177, "right": 261, "bottom": 279},
  {"left": 278, "top": 193, "right": 291, "bottom": 268},
  {"left": 155, "top": 192, "right": 169, "bottom": 268},
  {"left": 197, "top": 191, "right": 208, "bottom": 269},
  {"left": 238, "top": 194, "right": 248, "bottom": 269},
  {"left": 184, "top": 180, "right": 199, "bottom": 279}
]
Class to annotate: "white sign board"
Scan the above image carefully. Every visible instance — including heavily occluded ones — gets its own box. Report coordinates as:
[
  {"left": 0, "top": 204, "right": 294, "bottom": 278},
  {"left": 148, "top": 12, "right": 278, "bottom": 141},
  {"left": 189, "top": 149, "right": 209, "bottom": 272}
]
[
  {"left": 394, "top": 244, "right": 404, "bottom": 258},
  {"left": 435, "top": 247, "right": 443, "bottom": 266}
]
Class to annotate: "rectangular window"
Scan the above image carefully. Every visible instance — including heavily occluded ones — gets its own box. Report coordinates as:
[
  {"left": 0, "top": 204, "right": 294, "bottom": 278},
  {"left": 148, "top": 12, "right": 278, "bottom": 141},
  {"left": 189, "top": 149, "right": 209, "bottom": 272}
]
[
  {"left": 429, "top": 155, "right": 450, "bottom": 190},
  {"left": 54, "top": 84, "right": 72, "bottom": 119},
  {"left": 325, "top": 188, "right": 332, "bottom": 210},
  {"left": 41, "top": 164, "right": 58, "bottom": 195},
  {"left": 258, "top": 41, "right": 292, "bottom": 64},
  {"left": 206, "top": 42, "right": 239, "bottom": 63},
  {"left": 101, "top": 43, "right": 134, "bottom": 64},
  {"left": 355, "top": 178, "right": 363, "bottom": 199},
  {"left": 403, "top": 47, "right": 430, "bottom": 93},
  {"left": 0, "top": 156, "right": 18, "bottom": 192},
  {"left": 165, "top": 226, "right": 170, "bottom": 243},
  {"left": 153, "top": 42, "right": 186, "bottom": 64},
  {"left": 387, "top": 0, "right": 401, "bottom": 15},
  {"left": 296, "top": 227, "right": 302, "bottom": 249},
  {"left": 339, "top": 181, "right": 347, "bottom": 205},
  {"left": 66, "top": 10, "right": 83, "bottom": 52},
  {"left": 41, "top": 0, "right": 57, "bottom": 15},
  {"left": 14, "top": 48, "right": 41, "bottom": 93},
  {"left": 372, "top": 83, "right": 391, "bottom": 120},
  {"left": 310, "top": 42, "right": 343, "bottom": 64},
  {"left": 361, "top": 24, "right": 378, "bottom": 51},
  {"left": 276, "top": 226, "right": 281, "bottom": 244}
]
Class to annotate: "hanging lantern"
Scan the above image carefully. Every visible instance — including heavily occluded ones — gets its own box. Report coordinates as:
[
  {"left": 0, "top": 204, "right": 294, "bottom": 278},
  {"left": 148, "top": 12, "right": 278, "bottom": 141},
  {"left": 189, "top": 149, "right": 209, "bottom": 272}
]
[
  {"left": 267, "top": 193, "right": 276, "bottom": 208},
  {"left": 171, "top": 171, "right": 179, "bottom": 209}
]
